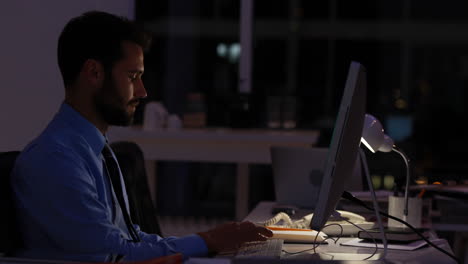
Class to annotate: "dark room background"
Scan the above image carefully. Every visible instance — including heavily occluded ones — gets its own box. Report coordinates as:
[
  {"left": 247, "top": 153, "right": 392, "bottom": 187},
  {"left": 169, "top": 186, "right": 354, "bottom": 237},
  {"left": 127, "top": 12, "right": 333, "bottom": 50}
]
[{"left": 133, "top": 0, "right": 468, "bottom": 218}]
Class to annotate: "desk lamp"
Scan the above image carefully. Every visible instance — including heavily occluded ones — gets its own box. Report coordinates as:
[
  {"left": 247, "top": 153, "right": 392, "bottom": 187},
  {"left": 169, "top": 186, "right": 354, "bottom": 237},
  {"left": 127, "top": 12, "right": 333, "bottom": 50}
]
[{"left": 361, "top": 113, "right": 411, "bottom": 217}]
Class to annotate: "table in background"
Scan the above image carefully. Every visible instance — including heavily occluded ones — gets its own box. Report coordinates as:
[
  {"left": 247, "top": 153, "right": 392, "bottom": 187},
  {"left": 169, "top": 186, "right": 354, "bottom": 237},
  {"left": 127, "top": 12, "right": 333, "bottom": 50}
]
[
  {"left": 107, "top": 126, "right": 319, "bottom": 220},
  {"left": 244, "top": 201, "right": 456, "bottom": 263}
]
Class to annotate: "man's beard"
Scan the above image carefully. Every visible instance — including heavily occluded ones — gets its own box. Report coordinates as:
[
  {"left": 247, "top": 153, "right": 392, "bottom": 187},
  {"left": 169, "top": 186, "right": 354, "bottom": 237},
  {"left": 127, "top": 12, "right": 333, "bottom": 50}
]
[{"left": 94, "top": 76, "right": 136, "bottom": 127}]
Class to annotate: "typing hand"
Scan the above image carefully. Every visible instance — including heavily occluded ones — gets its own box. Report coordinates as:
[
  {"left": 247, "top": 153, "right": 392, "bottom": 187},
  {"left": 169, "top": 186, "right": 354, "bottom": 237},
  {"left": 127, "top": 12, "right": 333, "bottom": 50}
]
[{"left": 197, "top": 221, "right": 273, "bottom": 253}]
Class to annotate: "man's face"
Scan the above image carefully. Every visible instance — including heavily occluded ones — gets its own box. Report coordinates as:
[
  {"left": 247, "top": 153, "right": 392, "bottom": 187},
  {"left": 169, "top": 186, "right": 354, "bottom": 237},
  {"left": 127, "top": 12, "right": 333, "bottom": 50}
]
[{"left": 94, "top": 41, "right": 147, "bottom": 126}]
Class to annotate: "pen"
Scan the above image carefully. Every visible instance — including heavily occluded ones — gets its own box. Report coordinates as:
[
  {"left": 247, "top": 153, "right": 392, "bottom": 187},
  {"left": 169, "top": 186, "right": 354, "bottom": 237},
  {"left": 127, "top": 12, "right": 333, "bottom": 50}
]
[
  {"left": 266, "top": 226, "right": 315, "bottom": 232},
  {"left": 417, "top": 188, "right": 426, "bottom": 198}
]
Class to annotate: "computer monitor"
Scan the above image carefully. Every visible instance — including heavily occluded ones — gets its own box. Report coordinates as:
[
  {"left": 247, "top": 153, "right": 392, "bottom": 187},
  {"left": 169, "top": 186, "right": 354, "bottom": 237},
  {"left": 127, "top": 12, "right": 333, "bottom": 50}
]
[{"left": 310, "top": 61, "right": 367, "bottom": 231}]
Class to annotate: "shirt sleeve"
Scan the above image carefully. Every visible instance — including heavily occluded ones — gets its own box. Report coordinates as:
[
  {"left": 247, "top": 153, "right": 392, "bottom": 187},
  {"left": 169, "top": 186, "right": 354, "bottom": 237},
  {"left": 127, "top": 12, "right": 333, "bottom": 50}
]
[
  {"left": 13, "top": 146, "right": 209, "bottom": 261},
  {"left": 134, "top": 225, "right": 209, "bottom": 260}
]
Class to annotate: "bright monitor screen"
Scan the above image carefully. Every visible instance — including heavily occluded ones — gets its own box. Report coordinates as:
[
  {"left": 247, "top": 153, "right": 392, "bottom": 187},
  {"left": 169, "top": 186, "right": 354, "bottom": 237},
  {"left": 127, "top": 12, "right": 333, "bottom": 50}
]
[{"left": 310, "top": 61, "right": 367, "bottom": 231}]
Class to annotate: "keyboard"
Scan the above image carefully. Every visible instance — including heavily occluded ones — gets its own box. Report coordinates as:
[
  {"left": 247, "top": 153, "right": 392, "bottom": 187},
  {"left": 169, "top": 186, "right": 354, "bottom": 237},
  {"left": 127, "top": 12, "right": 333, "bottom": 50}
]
[{"left": 217, "top": 239, "right": 284, "bottom": 258}]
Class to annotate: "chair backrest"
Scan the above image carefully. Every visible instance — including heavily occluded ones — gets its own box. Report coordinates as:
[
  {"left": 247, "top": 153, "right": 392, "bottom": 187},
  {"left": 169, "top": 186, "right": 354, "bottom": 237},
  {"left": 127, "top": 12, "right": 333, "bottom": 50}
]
[
  {"left": 110, "top": 142, "right": 162, "bottom": 236},
  {"left": 0, "top": 151, "right": 22, "bottom": 256}
]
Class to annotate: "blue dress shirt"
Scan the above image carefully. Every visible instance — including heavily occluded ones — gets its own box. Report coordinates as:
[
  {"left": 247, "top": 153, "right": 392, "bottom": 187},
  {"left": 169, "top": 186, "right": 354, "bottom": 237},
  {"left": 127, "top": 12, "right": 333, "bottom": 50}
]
[{"left": 11, "top": 103, "right": 208, "bottom": 262}]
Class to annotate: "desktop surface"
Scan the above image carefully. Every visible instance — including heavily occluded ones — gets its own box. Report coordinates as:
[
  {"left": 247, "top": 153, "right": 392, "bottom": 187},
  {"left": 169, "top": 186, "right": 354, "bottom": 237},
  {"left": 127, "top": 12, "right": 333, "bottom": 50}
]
[
  {"left": 231, "top": 258, "right": 386, "bottom": 264},
  {"left": 241, "top": 201, "right": 456, "bottom": 264}
]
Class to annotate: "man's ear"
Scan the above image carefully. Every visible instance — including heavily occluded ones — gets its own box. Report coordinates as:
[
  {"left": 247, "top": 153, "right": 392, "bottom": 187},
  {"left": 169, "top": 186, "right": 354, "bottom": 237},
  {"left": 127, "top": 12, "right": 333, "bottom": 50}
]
[{"left": 82, "top": 59, "right": 104, "bottom": 85}]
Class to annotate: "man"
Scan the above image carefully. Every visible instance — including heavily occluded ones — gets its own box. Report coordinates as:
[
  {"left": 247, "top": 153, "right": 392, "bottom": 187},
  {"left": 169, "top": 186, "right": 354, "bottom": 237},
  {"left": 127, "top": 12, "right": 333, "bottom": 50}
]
[{"left": 11, "top": 11, "right": 272, "bottom": 262}]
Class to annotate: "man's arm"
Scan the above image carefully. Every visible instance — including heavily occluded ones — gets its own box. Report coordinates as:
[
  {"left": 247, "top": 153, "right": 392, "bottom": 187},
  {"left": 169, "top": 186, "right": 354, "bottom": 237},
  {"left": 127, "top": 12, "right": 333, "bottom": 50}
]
[
  {"left": 13, "top": 147, "right": 208, "bottom": 261},
  {"left": 13, "top": 146, "right": 272, "bottom": 261},
  {"left": 197, "top": 222, "right": 273, "bottom": 253},
  {"left": 137, "top": 222, "right": 273, "bottom": 256}
]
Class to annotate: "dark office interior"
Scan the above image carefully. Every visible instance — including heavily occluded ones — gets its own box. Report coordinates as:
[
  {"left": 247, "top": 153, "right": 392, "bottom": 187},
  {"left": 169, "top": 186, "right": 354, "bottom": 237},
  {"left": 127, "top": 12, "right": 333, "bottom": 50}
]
[
  {"left": 1, "top": 0, "right": 468, "bottom": 262},
  {"left": 132, "top": 0, "right": 468, "bottom": 218}
]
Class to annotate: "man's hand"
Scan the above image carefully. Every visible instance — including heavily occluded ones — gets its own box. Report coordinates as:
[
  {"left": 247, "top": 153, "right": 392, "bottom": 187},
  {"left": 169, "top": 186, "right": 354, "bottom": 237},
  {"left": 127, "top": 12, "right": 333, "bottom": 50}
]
[{"left": 197, "top": 221, "right": 273, "bottom": 253}]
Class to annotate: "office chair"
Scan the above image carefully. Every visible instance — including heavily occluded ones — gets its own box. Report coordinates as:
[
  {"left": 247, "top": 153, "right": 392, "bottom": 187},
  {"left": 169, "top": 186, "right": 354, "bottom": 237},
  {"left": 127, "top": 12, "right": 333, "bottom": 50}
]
[
  {"left": 0, "top": 151, "right": 22, "bottom": 256},
  {"left": 110, "top": 141, "right": 162, "bottom": 236}
]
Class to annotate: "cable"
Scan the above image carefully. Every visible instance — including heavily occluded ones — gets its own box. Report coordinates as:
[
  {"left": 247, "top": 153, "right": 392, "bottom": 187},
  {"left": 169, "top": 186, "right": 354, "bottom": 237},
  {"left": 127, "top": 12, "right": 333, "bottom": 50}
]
[
  {"left": 314, "top": 223, "right": 343, "bottom": 254},
  {"left": 257, "top": 212, "right": 294, "bottom": 227},
  {"left": 290, "top": 212, "right": 377, "bottom": 260},
  {"left": 338, "top": 214, "right": 378, "bottom": 260},
  {"left": 281, "top": 223, "right": 344, "bottom": 256},
  {"left": 342, "top": 191, "right": 461, "bottom": 264}
]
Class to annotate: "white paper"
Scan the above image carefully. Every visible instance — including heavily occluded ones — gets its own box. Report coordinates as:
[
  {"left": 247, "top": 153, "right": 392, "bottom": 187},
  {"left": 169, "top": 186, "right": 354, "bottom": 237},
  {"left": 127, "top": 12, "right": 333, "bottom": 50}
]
[{"left": 340, "top": 238, "right": 429, "bottom": 251}]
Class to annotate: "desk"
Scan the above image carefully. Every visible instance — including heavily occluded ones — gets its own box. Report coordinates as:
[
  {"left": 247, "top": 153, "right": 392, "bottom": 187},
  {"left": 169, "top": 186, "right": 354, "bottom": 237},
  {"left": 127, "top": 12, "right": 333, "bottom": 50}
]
[
  {"left": 243, "top": 201, "right": 457, "bottom": 263},
  {"left": 107, "top": 126, "right": 319, "bottom": 220},
  {"left": 414, "top": 185, "right": 468, "bottom": 263}
]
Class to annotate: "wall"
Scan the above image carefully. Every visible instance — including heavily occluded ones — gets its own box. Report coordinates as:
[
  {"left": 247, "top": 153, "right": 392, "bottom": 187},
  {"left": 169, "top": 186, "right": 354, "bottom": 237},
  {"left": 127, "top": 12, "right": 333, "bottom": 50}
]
[{"left": 0, "top": 0, "right": 134, "bottom": 151}]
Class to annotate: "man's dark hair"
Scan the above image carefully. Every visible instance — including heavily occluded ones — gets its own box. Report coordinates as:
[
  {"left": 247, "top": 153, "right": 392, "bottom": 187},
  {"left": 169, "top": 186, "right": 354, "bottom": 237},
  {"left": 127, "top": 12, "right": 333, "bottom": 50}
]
[{"left": 57, "top": 11, "right": 151, "bottom": 88}]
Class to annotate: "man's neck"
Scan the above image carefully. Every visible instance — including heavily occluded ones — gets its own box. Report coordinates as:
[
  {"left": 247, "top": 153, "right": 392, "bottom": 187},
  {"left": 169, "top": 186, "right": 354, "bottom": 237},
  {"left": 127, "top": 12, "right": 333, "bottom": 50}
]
[{"left": 64, "top": 96, "right": 108, "bottom": 134}]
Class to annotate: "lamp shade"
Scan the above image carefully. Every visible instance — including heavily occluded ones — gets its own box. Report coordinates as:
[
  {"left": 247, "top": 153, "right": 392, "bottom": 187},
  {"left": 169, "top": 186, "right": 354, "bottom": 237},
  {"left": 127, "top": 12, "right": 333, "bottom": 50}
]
[{"left": 361, "top": 113, "right": 394, "bottom": 153}]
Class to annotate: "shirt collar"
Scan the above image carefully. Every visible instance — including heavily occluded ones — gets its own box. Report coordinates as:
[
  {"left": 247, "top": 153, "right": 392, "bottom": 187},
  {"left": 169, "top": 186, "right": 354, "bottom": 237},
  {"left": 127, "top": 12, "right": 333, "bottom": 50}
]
[{"left": 56, "top": 103, "right": 107, "bottom": 156}]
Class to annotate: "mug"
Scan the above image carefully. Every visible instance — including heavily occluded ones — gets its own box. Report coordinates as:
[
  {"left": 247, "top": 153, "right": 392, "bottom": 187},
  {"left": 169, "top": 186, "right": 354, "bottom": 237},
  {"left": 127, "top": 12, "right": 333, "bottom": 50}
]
[{"left": 388, "top": 195, "right": 422, "bottom": 228}]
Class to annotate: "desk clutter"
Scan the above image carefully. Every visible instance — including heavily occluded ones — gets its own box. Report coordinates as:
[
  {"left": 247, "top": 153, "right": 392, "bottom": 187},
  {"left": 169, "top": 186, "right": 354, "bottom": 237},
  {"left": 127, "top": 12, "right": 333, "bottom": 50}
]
[
  {"left": 236, "top": 201, "right": 459, "bottom": 263},
  {"left": 257, "top": 210, "right": 375, "bottom": 238}
]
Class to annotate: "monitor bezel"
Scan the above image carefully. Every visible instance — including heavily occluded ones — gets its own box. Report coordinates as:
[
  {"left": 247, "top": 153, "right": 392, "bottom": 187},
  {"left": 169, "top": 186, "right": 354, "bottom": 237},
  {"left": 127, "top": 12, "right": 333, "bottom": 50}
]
[{"left": 310, "top": 61, "right": 367, "bottom": 231}]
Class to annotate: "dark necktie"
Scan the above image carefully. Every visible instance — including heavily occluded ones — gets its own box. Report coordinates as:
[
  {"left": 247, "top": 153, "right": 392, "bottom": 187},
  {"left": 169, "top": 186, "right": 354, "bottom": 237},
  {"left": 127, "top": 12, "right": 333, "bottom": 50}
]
[{"left": 102, "top": 144, "right": 141, "bottom": 242}]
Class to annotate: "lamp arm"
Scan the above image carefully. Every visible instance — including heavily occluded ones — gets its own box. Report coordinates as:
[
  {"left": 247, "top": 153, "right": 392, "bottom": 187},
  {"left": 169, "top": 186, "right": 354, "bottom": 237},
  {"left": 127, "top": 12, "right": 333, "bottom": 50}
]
[
  {"left": 392, "top": 146, "right": 410, "bottom": 216},
  {"left": 359, "top": 148, "right": 388, "bottom": 259}
]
